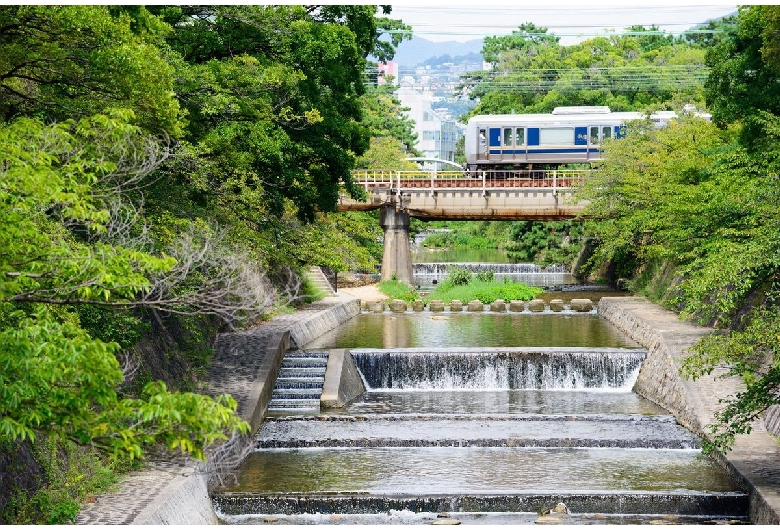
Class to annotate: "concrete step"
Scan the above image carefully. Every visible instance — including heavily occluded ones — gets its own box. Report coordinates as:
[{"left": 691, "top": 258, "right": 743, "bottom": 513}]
[
  {"left": 268, "top": 350, "right": 330, "bottom": 413},
  {"left": 307, "top": 266, "right": 335, "bottom": 295}
]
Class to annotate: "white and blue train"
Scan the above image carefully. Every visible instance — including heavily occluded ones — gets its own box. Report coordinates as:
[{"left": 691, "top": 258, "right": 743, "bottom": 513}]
[{"left": 464, "top": 106, "right": 682, "bottom": 173}]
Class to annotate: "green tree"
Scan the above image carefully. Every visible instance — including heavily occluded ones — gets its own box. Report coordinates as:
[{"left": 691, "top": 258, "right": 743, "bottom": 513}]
[
  {"left": 0, "top": 113, "right": 249, "bottom": 460},
  {"left": 461, "top": 28, "right": 707, "bottom": 119},
  {"left": 149, "top": 5, "right": 407, "bottom": 224},
  {"left": 577, "top": 84, "right": 780, "bottom": 453},
  {"left": 705, "top": 6, "right": 780, "bottom": 146},
  {"left": 0, "top": 6, "right": 181, "bottom": 135}
]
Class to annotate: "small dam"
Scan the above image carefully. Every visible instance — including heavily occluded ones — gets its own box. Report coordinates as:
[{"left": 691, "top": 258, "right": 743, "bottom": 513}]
[{"left": 213, "top": 338, "right": 748, "bottom": 524}]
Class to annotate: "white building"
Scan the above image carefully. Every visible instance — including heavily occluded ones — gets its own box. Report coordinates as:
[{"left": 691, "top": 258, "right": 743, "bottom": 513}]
[{"left": 395, "top": 84, "right": 459, "bottom": 166}]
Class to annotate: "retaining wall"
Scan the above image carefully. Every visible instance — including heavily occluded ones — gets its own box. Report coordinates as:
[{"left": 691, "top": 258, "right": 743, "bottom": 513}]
[{"left": 599, "top": 296, "right": 780, "bottom": 525}]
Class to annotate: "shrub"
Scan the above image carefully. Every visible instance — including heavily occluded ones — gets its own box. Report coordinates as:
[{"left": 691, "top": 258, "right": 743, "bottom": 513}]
[
  {"left": 475, "top": 270, "right": 494, "bottom": 283},
  {"left": 446, "top": 266, "right": 472, "bottom": 286}
]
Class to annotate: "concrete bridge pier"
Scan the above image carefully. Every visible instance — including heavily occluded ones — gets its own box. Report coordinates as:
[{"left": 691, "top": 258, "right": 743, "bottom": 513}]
[{"left": 380, "top": 204, "right": 414, "bottom": 285}]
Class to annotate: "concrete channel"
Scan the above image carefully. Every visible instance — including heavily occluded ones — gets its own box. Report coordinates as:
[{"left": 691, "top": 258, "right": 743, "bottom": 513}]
[{"left": 77, "top": 294, "right": 780, "bottom": 525}]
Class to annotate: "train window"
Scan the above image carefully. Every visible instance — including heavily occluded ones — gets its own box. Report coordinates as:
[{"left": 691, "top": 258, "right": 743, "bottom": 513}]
[
  {"left": 516, "top": 128, "right": 525, "bottom": 145},
  {"left": 503, "top": 127, "right": 513, "bottom": 146},
  {"left": 589, "top": 126, "right": 599, "bottom": 144},
  {"left": 540, "top": 127, "right": 574, "bottom": 146},
  {"left": 602, "top": 126, "right": 611, "bottom": 140}
]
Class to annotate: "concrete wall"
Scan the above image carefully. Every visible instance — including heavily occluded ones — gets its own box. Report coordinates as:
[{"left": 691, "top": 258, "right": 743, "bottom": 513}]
[
  {"left": 288, "top": 299, "right": 361, "bottom": 348},
  {"left": 141, "top": 471, "right": 218, "bottom": 525},
  {"left": 598, "top": 297, "right": 780, "bottom": 525},
  {"left": 320, "top": 349, "right": 367, "bottom": 410}
]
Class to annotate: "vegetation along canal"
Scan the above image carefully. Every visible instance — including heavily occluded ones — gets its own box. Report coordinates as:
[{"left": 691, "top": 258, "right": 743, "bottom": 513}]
[{"left": 212, "top": 292, "right": 748, "bottom": 525}]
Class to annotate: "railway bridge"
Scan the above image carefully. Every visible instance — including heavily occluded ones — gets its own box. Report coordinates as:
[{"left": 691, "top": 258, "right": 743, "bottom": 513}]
[{"left": 338, "top": 169, "right": 590, "bottom": 285}]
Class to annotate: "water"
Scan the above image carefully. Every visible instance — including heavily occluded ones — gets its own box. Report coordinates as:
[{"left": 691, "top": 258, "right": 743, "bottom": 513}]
[
  {"left": 410, "top": 238, "right": 581, "bottom": 289},
  {"left": 414, "top": 262, "right": 580, "bottom": 291},
  {"left": 303, "top": 312, "right": 640, "bottom": 350},
  {"left": 214, "top": 293, "right": 748, "bottom": 524}
]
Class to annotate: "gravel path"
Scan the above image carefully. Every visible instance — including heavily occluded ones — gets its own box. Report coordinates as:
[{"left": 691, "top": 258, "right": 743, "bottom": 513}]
[{"left": 338, "top": 283, "right": 388, "bottom": 302}]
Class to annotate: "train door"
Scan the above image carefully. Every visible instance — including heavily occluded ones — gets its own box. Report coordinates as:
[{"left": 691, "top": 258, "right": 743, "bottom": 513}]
[
  {"left": 515, "top": 127, "right": 526, "bottom": 164},
  {"left": 588, "top": 125, "right": 613, "bottom": 160},
  {"left": 502, "top": 127, "right": 514, "bottom": 164},
  {"left": 477, "top": 127, "right": 488, "bottom": 161}
]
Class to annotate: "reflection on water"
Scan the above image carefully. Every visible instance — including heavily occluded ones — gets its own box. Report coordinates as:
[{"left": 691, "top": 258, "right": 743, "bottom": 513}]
[
  {"left": 227, "top": 447, "right": 737, "bottom": 495},
  {"left": 330, "top": 390, "right": 668, "bottom": 416},
  {"left": 303, "top": 313, "right": 641, "bottom": 350}
]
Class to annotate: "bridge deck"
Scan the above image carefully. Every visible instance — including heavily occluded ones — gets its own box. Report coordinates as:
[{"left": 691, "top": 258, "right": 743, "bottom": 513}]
[{"left": 342, "top": 170, "right": 588, "bottom": 221}]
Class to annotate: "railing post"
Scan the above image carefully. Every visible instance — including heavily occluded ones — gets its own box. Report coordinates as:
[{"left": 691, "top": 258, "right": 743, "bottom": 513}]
[{"left": 553, "top": 170, "right": 557, "bottom": 194}]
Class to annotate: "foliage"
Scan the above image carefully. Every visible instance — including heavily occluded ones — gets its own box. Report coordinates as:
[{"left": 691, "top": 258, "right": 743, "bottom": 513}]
[
  {"left": 705, "top": 6, "right": 780, "bottom": 145},
  {"left": 0, "top": 303, "right": 249, "bottom": 460},
  {"left": 429, "top": 278, "right": 542, "bottom": 304},
  {"left": 576, "top": 4, "right": 780, "bottom": 453},
  {"left": 151, "top": 5, "right": 408, "bottom": 223},
  {"left": 459, "top": 23, "right": 709, "bottom": 119},
  {"left": 0, "top": 112, "right": 173, "bottom": 307},
  {"left": 296, "top": 211, "right": 383, "bottom": 273},
  {"left": 357, "top": 83, "right": 420, "bottom": 162},
  {"left": 0, "top": 5, "right": 182, "bottom": 135},
  {"left": 1, "top": 435, "right": 125, "bottom": 524},
  {"left": 682, "top": 304, "right": 780, "bottom": 455},
  {"left": 421, "top": 221, "right": 509, "bottom": 250},
  {"left": 475, "top": 270, "right": 495, "bottom": 283},
  {"left": 506, "top": 221, "right": 584, "bottom": 266},
  {"left": 481, "top": 23, "right": 560, "bottom": 66},
  {"left": 378, "top": 279, "right": 419, "bottom": 303},
  {"left": 74, "top": 306, "right": 150, "bottom": 350},
  {"left": 0, "top": 113, "right": 252, "bottom": 461},
  {"left": 445, "top": 266, "right": 473, "bottom": 287}
]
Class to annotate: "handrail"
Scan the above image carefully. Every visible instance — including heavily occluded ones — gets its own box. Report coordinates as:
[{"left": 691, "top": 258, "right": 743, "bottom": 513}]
[{"left": 351, "top": 169, "right": 590, "bottom": 191}]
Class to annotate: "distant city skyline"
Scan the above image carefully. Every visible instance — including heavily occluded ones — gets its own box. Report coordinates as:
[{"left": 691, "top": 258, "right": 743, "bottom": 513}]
[{"left": 387, "top": 4, "right": 738, "bottom": 44}]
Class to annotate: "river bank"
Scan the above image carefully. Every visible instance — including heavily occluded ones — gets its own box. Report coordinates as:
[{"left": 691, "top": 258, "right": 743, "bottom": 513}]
[{"left": 76, "top": 293, "right": 780, "bottom": 525}]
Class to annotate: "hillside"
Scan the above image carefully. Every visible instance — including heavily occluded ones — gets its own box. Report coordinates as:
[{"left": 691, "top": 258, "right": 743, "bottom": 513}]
[{"left": 390, "top": 36, "right": 483, "bottom": 67}]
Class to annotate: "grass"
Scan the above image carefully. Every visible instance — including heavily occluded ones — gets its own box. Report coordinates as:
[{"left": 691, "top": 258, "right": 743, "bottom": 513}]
[
  {"left": 428, "top": 278, "right": 543, "bottom": 304},
  {"left": 378, "top": 279, "right": 420, "bottom": 302},
  {"left": 379, "top": 277, "right": 543, "bottom": 305}
]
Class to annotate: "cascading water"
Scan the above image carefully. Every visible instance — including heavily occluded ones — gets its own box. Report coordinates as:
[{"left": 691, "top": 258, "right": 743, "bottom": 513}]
[
  {"left": 413, "top": 262, "right": 579, "bottom": 290},
  {"left": 351, "top": 347, "right": 645, "bottom": 391},
  {"left": 414, "top": 262, "right": 570, "bottom": 275},
  {"left": 213, "top": 331, "right": 748, "bottom": 524}
]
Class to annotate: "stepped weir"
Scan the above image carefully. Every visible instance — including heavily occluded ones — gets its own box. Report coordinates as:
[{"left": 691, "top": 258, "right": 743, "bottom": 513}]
[{"left": 213, "top": 343, "right": 748, "bottom": 524}]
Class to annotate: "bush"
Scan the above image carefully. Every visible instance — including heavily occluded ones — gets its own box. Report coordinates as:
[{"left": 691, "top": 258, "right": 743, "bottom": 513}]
[
  {"left": 475, "top": 270, "right": 494, "bottom": 283},
  {"left": 446, "top": 266, "right": 472, "bottom": 286},
  {"left": 429, "top": 278, "right": 542, "bottom": 304}
]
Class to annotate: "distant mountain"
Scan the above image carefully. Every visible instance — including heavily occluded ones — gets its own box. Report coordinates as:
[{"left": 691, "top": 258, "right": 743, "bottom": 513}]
[{"left": 390, "top": 36, "right": 483, "bottom": 68}]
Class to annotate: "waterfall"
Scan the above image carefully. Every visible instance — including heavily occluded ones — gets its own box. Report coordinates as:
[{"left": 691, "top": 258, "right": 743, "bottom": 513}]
[
  {"left": 413, "top": 262, "right": 569, "bottom": 275},
  {"left": 351, "top": 348, "right": 645, "bottom": 392}
]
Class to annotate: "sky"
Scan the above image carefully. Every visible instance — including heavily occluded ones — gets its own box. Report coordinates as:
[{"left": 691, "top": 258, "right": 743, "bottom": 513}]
[{"left": 386, "top": 4, "right": 739, "bottom": 44}]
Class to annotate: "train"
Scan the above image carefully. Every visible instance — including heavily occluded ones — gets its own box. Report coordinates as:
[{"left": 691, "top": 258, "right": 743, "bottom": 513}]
[{"left": 464, "top": 106, "right": 700, "bottom": 173}]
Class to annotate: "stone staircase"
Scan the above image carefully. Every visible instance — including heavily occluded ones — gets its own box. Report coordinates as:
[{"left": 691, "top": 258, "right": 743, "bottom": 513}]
[
  {"left": 307, "top": 266, "right": 335, "bottom": 296},
  {"left": 266, "top": 351, "right": 329, "bottom": 414}
]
